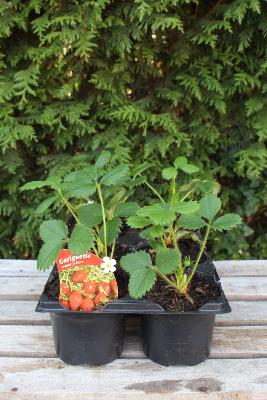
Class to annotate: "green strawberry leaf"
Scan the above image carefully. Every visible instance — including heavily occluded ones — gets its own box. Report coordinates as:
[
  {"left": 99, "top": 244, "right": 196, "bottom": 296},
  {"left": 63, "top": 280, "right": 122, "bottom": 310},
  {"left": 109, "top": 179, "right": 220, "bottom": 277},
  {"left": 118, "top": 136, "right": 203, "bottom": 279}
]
[
  {"left": 35, "top": 195, "right": 58, "bottom": 214},
  {"left": 120, "top": 250, "right": 152, "bottom": 274},
  {"left": 199, "top": 194, "right": 221, "bottom": 221},
  {"left": 114, "top": 202, "right": 140, "bottom": 217},
  {"left": 212, "top": 213, "right": 242, "bottom": 231},
  {"left": 61, "top": 181, "right": 96, "bottom": 198},
  {"left": 101, "top": 165, "right": 129, "bottom": 186},
  {"left": 20, "top": 175, "right": 61, "bottom": 191},
  {"left": 95, "top": 150, "right": 111, "bottom": 168},
  {"left": 39, "top": 219, "right": 68, "bottom": 242},
  {"left": 162, "top": 167, "right": 177, "bottom": 180},
  {"left": 137, "top": 203, "right": 175, "bottom": 225},
  {"left": 127, "top": 215, "right": 151, "bottom": 228},
  {"left": 174, "top": 156, "right": 188, "bottom": 168},
  {"left": 171, "top": 201, "right": 200, "bottom": 214},
  {"left": 64, "top": 166, "right": 100, "bottom": 182},
  {"left": 77, "top": 203, "right": 103, "bottom": 226},
  {"left": 128, "top": 269, "right": 156, "bottom": 298},
  {"left": 68, "top": 225, "right": 95, "bottom": 254},
  {"left": 140, "top": 225, "right": 165, "bottom": 239},
  {"left": 179, "top": 163, "right": 199, "bottom": 174},
  {"left": 100, "top": 217, "right": 122, "bottom": 244},
  {"left": 178, "top": 214, "right": 207, "bottom": 230},
  {"left": 37, "top": 240, "right": 63, "bottom": 270},
  {"left": 156, "top": 248, "right": 181, "bottom": 274}
]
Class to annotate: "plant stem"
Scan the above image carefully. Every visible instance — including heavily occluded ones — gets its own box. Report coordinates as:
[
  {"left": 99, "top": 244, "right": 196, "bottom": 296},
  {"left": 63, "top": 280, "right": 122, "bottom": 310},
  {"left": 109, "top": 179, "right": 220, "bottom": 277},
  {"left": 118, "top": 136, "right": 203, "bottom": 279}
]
[
  {"left": 144, "top": 180, "right": 165, "bottom": 203},
  {"left": 152, "top": 266, "right": 179, "bottom": 291},
  {"left": 58, "top": 190, "right": 80, "bottom": 225},
  {"left": 187, "top": 223, "right": 211, "bottom": 285},
  {"left": 96, "top": 183, "right": 107, "bottom": 257},
  {"left": 180, "top": 189, "right": 194, "bottom": 202},
  {"left": 170, "top": 225, "right": 179, "bottom": 250}
]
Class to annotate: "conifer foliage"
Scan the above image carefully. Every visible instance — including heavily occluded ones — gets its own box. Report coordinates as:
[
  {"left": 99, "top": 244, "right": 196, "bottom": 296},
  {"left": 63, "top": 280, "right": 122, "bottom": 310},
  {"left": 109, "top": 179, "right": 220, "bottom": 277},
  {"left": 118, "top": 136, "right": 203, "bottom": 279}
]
[{"left": 0, "top": 0, "right": 266, "bottom": 258}]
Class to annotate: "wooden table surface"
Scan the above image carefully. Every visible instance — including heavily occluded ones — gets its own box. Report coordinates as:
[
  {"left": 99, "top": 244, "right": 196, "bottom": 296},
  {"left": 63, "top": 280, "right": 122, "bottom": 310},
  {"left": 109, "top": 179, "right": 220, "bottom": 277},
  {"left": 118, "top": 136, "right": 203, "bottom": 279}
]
[{"left": 0, "top": 259, "right": 267, "bottom": 399}]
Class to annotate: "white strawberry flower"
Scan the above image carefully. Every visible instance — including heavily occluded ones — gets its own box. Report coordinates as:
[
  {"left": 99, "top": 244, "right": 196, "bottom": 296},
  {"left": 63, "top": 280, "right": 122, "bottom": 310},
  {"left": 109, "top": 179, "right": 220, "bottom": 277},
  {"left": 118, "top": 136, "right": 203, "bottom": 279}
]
[{"left": 100, "top": 256, "right": 117, "bottom": 273}]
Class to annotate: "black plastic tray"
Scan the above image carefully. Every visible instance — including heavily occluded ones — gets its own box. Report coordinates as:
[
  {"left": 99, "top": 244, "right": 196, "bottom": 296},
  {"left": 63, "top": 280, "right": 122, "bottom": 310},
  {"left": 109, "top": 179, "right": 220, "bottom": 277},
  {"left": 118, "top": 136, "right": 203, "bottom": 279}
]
[{"left": 36, "top": 259, "right": 230, "bottom": 315}]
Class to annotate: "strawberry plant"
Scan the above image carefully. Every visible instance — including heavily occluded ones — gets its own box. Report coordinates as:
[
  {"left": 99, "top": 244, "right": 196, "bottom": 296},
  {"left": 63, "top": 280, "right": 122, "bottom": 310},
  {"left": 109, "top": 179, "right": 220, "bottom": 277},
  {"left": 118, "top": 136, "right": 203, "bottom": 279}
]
[
  {"left": 121, "top": 162, "right": 241, "bottom": 300},
  {"left": 20, "top": 151, "right": 140, "bottom": 270}
]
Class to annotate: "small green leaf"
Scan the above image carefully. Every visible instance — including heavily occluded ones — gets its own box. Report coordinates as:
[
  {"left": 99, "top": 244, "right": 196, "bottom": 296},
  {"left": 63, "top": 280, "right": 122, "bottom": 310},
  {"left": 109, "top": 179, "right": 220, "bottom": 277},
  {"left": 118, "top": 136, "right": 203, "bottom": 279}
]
[
  {"left": 171, "top": 201, "right": 200, "bottom": 214},
  {"left": 100, "top": 217, "right": 122, "bottom": 244},
  {"left": 64, "top": 167, "right": 99, "bottom": 182},
  {"left": 35, "top": 195, "right": 58, "bottom": 214},
  {"left": 174, "top": 156, "right": 188, "bottom": 168},
  {"left": 128, "top": 269, "right": 156, "bottom": 298},
  {"left": 101, "top": 165, "right": 129, "bottom": 186},
  {"left": 137, "top": 203, "right": 175, "bottom": 225},
  {"left": 61, "top": 181, "right": 96, "bottom": 198},
  {"left": 178, "top": 214, "right": 207, "bottom": 230},
  {"left": 68, "top": 225, "right": 95, "bottom": 254},
  {"left": 156, "top": 248, "right": 181, "bottom": 274},
  {"left": 127, "top": 215, "right": 151, "bottom": 228},
  {"left": 132, "top": 162, "right": 153, "bottom": 177},
  {"left": 140, "top": 225, "right": 165, "bottom": 239},
  {"left": 37, "top": 240, "right": 63, "bottom": 270},
  {"left": 120, "top": 250, "right": 152, "bottom": 274},
  {"left": 212, "top": 213, "right": 242, "bottom": 231},
  {"left": 199, "top": 194, "right": 221, "bottom": 221},
  {"left": 39, "top": 220, "right": 68, "bottom": 242},
  {"left": 77, "top": 203, "right": 103, "bottom": 226},
  {"left": 114, "top": 202, "right": 140, "bottom": 217},
  {"left": 20, "top": 175, "right": 61, "bottom": 191},
  {"left": 95, "top": 150, "right": 111, "bottom": 168},
  {"left": 179, "top": 163, "right": 199, "bottom": 174},
  {"left": 162, "top": 167, "right": 177, "bottom": 180}
]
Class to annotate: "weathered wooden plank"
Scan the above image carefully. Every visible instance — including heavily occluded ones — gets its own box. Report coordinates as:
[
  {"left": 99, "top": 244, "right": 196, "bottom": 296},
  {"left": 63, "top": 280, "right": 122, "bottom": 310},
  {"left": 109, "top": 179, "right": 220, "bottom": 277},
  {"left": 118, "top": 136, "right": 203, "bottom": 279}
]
[
  {"left": 1, "top": 301, "right": 267, "bottom": 327},
  {"left": 0, "top": 301, "right": 50, "bottom": 325},
  {"left": 1, "top": 259, "right": 267, "bottom": 277},
  {"left": 1, "top": 276, "right": 267, "bottom": 301},
  {"left": 0, "top": 259, "right": 48, "bottom": 277},
  {"left": 0, "top": 325, "right": 267, "bottom": 359},
  {"left": 214, "top": 260, "right": 267, "bottom": 277},
  {"left": 221, "top": 277, "right": 267, "bottom": 301},
  {"left": 1, "top": 357, "right": 267, "bottom": 400}
]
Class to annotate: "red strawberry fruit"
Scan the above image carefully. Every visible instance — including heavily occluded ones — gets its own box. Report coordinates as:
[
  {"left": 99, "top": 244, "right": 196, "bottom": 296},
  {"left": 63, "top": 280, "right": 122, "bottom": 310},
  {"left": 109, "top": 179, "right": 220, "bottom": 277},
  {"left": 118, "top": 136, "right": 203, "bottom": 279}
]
[
  {"left": 83, "top": 281, "right": 96, "bottom": 295},
  {"left": 60, "top": 284, "right": 71, "bottom": 296},
  {"left": 110, "top": 279, "right": 118, "bottom": 297},
  {"left": 69, "top": 291, "right": 83, "bottom": 311},
  {"left": 94, "top": 292, "right": 108, "bottom": 308},
  {"left": 98, "top": 282, "right": 111, "bottom": 296},
  {"left": 80, "top": 298, "right": 94, "bottom": 312},
  {"left": 72, "top": 270, "right": 88, "bottom": 283},
  {"left": 60, "top": 299, "right": 69, "bottom": 309}
]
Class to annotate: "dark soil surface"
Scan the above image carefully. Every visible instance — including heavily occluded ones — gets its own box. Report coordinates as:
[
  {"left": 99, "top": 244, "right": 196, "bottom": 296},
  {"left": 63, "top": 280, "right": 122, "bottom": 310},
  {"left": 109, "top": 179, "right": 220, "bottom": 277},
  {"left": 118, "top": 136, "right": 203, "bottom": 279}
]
[
  {"left": 44, "top": 219, "right": 220, "bottom": 311},
  {"left": 145, "top": 273, "right": 219, "bottom": 312}
]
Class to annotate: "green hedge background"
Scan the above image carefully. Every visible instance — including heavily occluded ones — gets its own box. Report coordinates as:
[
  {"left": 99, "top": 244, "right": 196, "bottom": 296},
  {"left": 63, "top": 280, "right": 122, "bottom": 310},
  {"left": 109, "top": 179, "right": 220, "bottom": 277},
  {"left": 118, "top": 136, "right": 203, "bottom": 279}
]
[{"left": 0, "top": 0, "right": 266, "bottom": 259}]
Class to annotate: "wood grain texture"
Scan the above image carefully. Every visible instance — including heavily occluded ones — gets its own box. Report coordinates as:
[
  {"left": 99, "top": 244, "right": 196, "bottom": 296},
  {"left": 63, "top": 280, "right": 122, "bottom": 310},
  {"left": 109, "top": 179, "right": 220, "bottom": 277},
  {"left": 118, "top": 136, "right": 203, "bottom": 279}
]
[
  {"left": 0, "top": 325, "right": 267, "bottom": 359},
  {"left": 1, "top": 301, "right": 267, "bottom": 326},
  {"left": 1, "top": 357, "right": 267, "bottom": 400},
  {"left": 214, "top": 260, "right": 267, "bottom": 276}
]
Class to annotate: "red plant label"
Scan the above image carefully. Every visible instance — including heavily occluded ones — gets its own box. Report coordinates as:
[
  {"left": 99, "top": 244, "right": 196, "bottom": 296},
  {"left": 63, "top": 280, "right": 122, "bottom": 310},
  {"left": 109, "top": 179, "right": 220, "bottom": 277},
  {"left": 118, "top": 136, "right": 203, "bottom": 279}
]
[
  {"left": 56, "top": 249, "right": 103, "bottom": 271},
  {"left": 56, "top": 249, "right": 118, "bottom": 312}
]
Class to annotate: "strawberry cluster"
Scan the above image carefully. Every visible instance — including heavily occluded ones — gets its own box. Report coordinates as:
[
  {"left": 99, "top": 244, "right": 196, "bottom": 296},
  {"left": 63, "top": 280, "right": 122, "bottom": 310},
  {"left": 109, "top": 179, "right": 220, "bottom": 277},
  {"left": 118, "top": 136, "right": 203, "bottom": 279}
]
[{"left": 59, "top": 268, "right": 118, "bottom": 312}]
